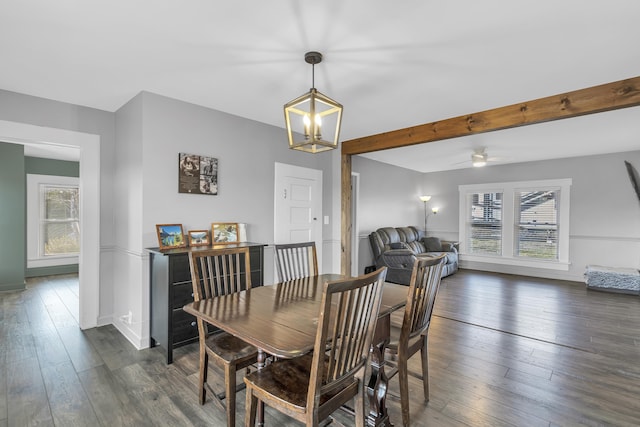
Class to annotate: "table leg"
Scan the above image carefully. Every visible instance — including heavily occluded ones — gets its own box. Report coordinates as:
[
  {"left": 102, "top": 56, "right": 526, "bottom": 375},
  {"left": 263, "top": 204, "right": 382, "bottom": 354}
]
[
  {"left": 367, "top": 313, "right": 392, "bottom": 427},
  {"left": 256, "top": 349, "right": 266, "bottom": 427}
]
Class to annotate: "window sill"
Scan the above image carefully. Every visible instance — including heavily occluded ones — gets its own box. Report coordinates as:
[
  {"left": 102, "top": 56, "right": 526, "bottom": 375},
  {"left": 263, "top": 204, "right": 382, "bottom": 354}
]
[
  {"left": 27, "top": 255, "right": 79, "bottom": 269},
  {"left": 460, "top": 254, "right": 570, "bottom": 271}
]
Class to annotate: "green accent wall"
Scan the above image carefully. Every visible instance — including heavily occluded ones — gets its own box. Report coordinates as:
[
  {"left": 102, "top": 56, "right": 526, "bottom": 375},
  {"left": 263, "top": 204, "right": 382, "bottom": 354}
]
[
  {"left": 0, "top": 142, "right": 26, "bottom": 291},
  {"left": 25, "top": 156, "right": 80, "bottom": 278},
  {"left": 25, "top": 156, "right": 79, "bottom": 177}
]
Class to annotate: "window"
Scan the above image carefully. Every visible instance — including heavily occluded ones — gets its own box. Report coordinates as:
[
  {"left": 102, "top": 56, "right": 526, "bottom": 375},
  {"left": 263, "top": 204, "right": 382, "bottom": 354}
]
[
  {"left": 459, "top": 179, "right": 571, "bottom": 270},
  {"left": 27, "top": 174, "right": 80, "bottom": 268},
  {"left": 467, "top": 192, "right": 502, "bottom": 255},
  {"left": 41, "top": 184, "right": 80, "bottom": 256},
  {"left": 515, "top": 190, "right": 559, "bottom": 260}
]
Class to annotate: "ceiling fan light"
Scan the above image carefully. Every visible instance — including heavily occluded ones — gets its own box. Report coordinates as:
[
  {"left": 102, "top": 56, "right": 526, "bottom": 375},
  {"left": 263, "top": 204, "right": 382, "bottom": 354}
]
[{"left": 472, "top": 152, "right": 487, "bottom": 167}]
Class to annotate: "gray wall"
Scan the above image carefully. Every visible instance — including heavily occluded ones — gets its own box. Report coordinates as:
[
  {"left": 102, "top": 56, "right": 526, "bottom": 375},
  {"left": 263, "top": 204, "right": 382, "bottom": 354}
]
[
  {"left": 353, "top": 150, "right": 640, "bottom": 282},
  {"left": 0, "top": 142, "right": 25, "bottom": 291},
  {"left": 352, "top": 155, "right": 424, "bottom": 275},
  {"left": 112, "top": 91, "right": 338, "bottom": 347},
  {"left": 25, "top": 156, "right": 80, "bottom": 277}
]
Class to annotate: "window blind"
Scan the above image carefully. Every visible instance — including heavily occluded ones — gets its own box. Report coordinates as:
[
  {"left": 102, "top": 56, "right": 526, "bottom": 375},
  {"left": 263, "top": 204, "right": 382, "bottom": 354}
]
[
  {"left": 515, "top": 190, "right": 558, "bottom": 260},
  {"left": 467, "top": 192, "right": 502, "bottom": 255}
]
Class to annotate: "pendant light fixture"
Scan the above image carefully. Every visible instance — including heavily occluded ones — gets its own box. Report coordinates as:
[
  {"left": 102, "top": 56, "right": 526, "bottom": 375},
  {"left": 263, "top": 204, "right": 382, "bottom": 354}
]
[{"left": 284, "top": 51, "right": 343, "bottom": 153}]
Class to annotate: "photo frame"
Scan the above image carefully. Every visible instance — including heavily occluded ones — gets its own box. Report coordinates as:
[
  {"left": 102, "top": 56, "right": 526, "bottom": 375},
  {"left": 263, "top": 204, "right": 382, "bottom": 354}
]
[
  {"left": 178, "top": 152, "right": 218, "bottom": 195},
  {"left": 156, "top": 224, "right": 186, "bottom": 250},
  {"left": 188, "top": 230, "right": 210, "bottom": 247},
  {"left": 211, "top": 222, "right": 239, "bottom": 244}
]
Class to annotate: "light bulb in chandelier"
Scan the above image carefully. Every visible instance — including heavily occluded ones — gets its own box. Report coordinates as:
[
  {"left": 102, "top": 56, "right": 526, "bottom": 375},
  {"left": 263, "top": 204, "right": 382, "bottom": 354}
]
[{"left": 303, "top": 114, "right": 322, "bottom": 140}]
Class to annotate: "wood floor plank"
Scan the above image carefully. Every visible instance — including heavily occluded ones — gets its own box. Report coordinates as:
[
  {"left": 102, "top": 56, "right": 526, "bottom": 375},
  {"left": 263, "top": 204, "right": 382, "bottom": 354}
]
[
  {"left": 56, "top": 325, "right": 105, "bottom": 373},
  {"left": 0, "top": 351, "right": 6, "bottom": 422},
  {"left": 6, "top": 357, "right": 54, "bottom": 426},
  {"left": 35, "top": 286, "right": 79, "bottom": 330},
  {"left": 32, "top": 331, "right": 72, "bottom": 368},
  {"left": 40, "top": 360, "right": 100, "bottom": 426},
  {"left": 50, "top": 278, "right": 80, "bottom": 325},
  {"left": 138, "top": 356, "right": 227, "bottom": 425},
  {"left": 111, "top": 363, "right": 195, "bottom": 426},
  {"left": 4, "top": 318, "right": 38, "bottom": 364},
  {"left": 77, "top": 364, "right": 147, "bottom": 427}
]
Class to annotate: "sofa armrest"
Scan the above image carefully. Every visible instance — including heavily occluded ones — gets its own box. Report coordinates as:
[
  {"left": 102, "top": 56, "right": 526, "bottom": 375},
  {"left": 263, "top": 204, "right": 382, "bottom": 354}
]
[
  {"left": 441, "top": 241, "right": 460, "bottom": 253},
  {"left": 381, "top": 249, "right": 417, "bottom": 269}
]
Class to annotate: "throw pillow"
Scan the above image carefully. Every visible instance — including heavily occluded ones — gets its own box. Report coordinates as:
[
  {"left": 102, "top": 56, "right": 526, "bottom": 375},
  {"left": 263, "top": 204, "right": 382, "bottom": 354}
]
[{"left": 423, "top": 237, "right": 442, "bottom": 252}]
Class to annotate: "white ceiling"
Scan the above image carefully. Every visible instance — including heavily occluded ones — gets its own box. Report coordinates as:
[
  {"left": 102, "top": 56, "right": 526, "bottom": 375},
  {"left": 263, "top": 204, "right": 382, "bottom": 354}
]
[{"left": 1, "top": 1, "right": 639, "bottom": 170}]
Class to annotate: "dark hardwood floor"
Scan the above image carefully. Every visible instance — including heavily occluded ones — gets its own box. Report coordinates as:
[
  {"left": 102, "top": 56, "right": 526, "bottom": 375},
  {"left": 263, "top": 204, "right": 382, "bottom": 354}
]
[{"left": 1, "top": 270, "right": 639, "bottom": 426}]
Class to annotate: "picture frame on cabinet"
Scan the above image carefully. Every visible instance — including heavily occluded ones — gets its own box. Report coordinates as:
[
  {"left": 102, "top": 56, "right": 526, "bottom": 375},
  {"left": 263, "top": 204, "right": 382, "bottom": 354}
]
[
  {"left": 156, "top": 224, "right": 187, "bottom": 250},
  {"left": 211, "top": 222, "right": 239, "bottom": 244},
  {"left": 188, "top": 230, "right": 210, "bottom": 247}
]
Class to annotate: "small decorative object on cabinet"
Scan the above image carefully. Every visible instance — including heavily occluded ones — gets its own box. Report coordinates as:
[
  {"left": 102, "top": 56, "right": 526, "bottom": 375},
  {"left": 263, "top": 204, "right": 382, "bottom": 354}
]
[{"left": 147, "top": 242, "right": 265, "bottom": 364}]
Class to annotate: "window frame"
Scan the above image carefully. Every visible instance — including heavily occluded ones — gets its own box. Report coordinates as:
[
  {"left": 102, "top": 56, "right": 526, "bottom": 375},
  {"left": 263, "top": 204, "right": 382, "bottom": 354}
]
[
  {"left": 27, "top": 174, "right": 80, "bottom": 268},
  {"left": 459, "top": 178, "right": 571, "bottom": 271}
]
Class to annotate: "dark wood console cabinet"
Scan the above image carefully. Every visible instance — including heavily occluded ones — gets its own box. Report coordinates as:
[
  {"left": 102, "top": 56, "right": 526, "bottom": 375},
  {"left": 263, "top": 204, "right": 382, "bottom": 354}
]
[{"left": 147, "top": 242, "right": 265, "bottom": 364}]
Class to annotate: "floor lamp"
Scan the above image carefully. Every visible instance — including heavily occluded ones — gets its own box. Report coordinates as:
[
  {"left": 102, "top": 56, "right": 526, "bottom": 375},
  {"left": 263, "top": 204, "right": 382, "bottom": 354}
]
[
  {"left": 419, "top": 195, "right": 439, "bottom": 235},
  {"left": 419, "top": 195, "right": 431, "bottom": 233}
]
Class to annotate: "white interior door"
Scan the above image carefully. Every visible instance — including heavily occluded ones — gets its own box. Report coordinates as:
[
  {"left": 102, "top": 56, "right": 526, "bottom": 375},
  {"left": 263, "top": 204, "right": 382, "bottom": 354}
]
[{"left": 274, "top": 163, "right": 323, "bottom": 274}]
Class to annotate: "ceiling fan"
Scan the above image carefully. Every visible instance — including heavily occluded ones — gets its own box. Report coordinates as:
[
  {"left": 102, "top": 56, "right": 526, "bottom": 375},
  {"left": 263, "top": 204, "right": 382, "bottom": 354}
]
[{"left": 452, "top": 148, "right": 503, "bottom": 168}]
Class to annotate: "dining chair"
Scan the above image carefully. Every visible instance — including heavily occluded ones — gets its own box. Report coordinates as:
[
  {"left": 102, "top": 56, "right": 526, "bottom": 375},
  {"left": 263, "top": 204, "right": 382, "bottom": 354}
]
[
  {"left": 386, "top": 254, "right": 446, "bottom": 427},
  {"left": 189, "top": 246, "right": 258, "bottom": 427},
  {"left": 243, "top": 267, "right": 388, "bottom": 427},
  {"left": 274, "top": 241, "right": 318, "bottom": 282}
]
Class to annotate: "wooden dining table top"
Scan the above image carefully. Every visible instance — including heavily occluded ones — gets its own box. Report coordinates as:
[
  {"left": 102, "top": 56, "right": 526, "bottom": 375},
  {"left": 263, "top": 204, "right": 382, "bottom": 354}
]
[{"left": 183, "top": 273, "right": 408, "bottom": 359}]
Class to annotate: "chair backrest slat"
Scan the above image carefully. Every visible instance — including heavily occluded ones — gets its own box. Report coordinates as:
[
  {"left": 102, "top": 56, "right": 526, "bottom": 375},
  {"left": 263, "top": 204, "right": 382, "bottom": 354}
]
[
  {"left": 308, "top": 267, "right": 387, "bottom": 407},
  {"left": 189, "top": 247, "right": 252, "bottom": 302},
  {"left": 403, "top": 255, "right": 445, "bottom": 343},
  {"left": 275, "top": 242, "right": 318, "bottom": 282}
]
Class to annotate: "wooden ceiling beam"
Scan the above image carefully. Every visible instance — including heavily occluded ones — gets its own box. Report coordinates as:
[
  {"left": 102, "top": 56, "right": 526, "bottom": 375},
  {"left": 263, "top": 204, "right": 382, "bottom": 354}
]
[{"left": 342, "top": 76, "right": 640, "bottom": 156}]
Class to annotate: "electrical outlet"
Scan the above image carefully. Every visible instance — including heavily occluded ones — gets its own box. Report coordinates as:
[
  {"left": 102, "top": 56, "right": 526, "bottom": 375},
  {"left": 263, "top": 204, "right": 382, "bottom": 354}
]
[{"left": 120, "top": 311, "right": 133, "bottom": 325}]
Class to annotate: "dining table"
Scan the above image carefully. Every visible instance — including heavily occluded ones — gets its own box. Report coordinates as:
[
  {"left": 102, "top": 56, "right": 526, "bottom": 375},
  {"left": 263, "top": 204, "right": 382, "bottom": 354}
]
[{"left": 183, "top": 273, "right": 409, "bottom": 427}]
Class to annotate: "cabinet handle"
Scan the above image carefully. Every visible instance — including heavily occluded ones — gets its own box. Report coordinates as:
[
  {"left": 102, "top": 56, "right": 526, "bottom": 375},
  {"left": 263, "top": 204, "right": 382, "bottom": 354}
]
[{"left": 191, "top": 321, "right": 196, "bottom": 327}]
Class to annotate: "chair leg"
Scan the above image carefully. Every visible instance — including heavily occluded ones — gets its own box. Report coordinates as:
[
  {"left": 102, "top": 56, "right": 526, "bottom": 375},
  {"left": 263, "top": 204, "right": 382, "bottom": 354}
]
[
  {"left": 225, "top": 363, "right": 236, "bottom": 427},
  {"left": 398, "top": 352, "right": 411, "bottom": 427},
  {"left": 354, "top": 379, "right": 365, "bottom": 427},
  {"left": 420, "top": 336, "right": 430, "bottom": 401},
  {"left": 199, "top": 349, "right": 208, "bottom": 405},
  {"left": 244, "top": 385, "right": 257, "bottom": 427}
]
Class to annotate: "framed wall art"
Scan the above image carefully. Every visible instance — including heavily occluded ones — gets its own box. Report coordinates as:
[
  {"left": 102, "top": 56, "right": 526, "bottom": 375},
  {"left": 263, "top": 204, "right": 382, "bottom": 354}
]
[
  {"left": 178, "top": 152, "right": 218, "bottom": 195},
  {"left": 188, "top": 230, "right": 210, "bottom": 247},
  {"left": 156, "top": 224, "right": 186, "bottom": 250},
  {"left": 211, "top": 222, "right": 239, "bottom": 244}
]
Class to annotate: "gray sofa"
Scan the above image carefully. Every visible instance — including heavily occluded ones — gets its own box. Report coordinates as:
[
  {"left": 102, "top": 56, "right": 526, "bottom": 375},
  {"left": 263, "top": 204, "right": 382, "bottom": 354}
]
[{"left": 369, "top": 226, "right": 458, "bottom": 285}]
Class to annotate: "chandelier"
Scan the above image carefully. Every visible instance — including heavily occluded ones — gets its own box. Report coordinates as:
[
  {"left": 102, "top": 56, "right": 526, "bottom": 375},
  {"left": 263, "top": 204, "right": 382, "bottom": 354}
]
[{"left": 284, "top": 51, "right": 343, "bottom": 153}]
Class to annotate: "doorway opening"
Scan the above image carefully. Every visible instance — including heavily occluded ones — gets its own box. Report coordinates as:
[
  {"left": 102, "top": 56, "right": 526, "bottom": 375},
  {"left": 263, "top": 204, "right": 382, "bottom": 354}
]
[{"left": 0, "top": 120, "right": 100, "bottom": 329}]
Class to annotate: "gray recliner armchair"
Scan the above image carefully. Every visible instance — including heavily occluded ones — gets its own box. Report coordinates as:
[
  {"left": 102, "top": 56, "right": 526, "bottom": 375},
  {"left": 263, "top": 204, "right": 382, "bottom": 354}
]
[{"left": 369, "top": 226, "right": 458, "bottom": 285}]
